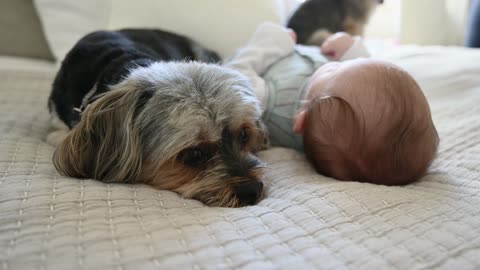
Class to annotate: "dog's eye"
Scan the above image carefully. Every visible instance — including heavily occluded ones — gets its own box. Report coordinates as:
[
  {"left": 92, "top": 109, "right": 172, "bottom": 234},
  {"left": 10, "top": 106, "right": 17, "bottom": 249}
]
[
  {"left": 179, "top": 148, "right": 210, "bottom": 167},
  {"left": 239, "top": 128, "right": 249, "bottom": 145}
]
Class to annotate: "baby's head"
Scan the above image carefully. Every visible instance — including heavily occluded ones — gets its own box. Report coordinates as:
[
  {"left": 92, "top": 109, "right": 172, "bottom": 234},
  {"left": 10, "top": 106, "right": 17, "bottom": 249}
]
[{"left": 294, "top": 59, "right": 439, "bottom": 185}]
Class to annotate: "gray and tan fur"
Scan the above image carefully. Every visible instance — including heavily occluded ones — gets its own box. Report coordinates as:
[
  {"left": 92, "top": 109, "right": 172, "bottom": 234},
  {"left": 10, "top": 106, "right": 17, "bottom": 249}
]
[{"left": 52, "top": 62, "right": 269, "bottom": 207}]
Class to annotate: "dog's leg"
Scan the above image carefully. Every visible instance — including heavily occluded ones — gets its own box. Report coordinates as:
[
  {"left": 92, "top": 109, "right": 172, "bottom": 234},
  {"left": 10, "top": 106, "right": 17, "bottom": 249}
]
[
  {"left": 47, "top": 129, "right": 69, "bottom": 147},
  {"left": 306, "top": 29, "right": 333, "bottom": 46},
  {"left": 46, "top": 108, "right": 70, "bottom": 147},
  {"left": 343, "top": 16, "right": 366, "bottom": 36}
]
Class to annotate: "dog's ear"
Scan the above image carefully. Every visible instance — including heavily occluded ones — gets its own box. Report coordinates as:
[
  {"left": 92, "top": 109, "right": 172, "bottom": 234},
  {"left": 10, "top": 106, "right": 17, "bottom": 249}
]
[{"left": 53, "top": 88, "right": 144, "bottom": 183}]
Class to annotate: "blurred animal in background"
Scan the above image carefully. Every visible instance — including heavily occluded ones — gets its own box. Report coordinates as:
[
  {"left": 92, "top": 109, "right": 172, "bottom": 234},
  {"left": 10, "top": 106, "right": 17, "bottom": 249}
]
[{"left": 287, "top": 0, "right": 383, "bottom": 46}]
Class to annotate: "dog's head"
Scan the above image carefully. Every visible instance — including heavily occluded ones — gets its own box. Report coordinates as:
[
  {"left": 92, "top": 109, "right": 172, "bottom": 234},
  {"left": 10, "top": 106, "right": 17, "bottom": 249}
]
[{"left": 53, "top": 62, "right": 269, "bottom": 207}]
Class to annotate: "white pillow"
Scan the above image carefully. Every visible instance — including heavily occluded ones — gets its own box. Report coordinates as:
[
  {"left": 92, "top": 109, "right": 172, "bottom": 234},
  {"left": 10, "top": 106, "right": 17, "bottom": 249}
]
[
  {"left": 108, "top": 0, "right": 301, "bottom": 58},
  {"left": 33, "top": 0, "right": 110, "bottom": 61},
  {"left": 34, "top": 0, "right": 301, "bottom": 61}
]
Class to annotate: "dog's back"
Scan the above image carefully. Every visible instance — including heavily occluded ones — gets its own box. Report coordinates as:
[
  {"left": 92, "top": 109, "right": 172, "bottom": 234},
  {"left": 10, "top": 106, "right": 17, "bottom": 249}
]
[{"left": 49, "top": 29, "right": 220, "bottom": 128}]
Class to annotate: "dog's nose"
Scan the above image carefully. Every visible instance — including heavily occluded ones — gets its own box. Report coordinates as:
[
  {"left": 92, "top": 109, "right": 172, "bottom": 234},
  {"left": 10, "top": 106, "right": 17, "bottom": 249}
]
[{"left": 234, "top": 181, "right": 263, "bottom": 205}]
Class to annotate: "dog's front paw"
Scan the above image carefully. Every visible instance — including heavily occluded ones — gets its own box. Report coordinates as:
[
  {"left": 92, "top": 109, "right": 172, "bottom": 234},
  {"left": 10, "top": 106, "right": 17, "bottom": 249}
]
[{"left": 46, "top": 130, "right": 69, "bottom": 146}]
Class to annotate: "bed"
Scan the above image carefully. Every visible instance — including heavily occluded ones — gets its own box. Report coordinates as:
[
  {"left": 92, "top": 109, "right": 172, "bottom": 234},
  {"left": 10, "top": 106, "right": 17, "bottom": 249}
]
[{"left": 1, "top": 1, "right": 480, "bottom": 270}]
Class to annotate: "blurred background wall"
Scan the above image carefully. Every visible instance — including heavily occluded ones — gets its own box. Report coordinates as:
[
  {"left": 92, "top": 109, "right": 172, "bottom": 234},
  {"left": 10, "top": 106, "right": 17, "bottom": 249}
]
[
  {"left": 109, "top": 0, "right": 473, "bottom": 47},
  {"left": 365, "top": 0, "right": 471, "bottom": 46}
]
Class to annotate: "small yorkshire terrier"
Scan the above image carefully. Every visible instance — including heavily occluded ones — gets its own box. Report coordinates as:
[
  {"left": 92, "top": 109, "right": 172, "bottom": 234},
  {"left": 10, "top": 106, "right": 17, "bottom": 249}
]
[
  {"left": 48, "top": 29, "right": 268, "bottom": 207},
  {"left": 287, "top": 0, "right": 383, "bottom": 45}
]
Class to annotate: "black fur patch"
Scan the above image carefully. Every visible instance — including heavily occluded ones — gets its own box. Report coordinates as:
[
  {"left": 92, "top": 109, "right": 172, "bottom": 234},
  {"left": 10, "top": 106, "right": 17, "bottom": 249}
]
[
  {"left": 287, "top": 0, "right": 380, "bottom": 44},
  {"left": 48, "top": 29, "right": 220, "bottom": 129}
]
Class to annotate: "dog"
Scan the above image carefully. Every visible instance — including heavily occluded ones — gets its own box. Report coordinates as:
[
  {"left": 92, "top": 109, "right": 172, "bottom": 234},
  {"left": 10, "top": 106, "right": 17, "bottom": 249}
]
[
  {"left": 287, "top": 0, "right": 383, "bottom": 46},
  {"left": 48, "top": 29, "right": 269, "bottom": 207}
]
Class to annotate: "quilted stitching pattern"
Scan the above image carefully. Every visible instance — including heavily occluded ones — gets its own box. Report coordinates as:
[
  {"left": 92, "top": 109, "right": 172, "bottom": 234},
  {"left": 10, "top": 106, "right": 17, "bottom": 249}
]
[{"left": 1, "top": 46, "right": 480, "bottom": 270}]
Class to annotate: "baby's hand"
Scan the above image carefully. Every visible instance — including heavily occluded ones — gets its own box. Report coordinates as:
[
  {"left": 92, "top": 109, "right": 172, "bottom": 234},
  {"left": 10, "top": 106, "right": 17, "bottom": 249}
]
[{"left": 321, "top": 32, "right": 355, "bottom": 60}]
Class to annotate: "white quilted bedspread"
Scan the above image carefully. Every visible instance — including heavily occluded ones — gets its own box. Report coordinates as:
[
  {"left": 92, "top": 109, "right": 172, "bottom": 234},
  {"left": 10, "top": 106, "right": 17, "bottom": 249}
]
[{"left": 1, "top": 46, "right": 480, "bottom": 270}]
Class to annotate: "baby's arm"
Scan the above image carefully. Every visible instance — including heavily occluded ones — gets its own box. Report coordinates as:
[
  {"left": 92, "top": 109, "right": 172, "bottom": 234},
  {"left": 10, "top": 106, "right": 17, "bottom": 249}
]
[
  {"left": 227, "top": 22, "right": 296, "bottom": 74},
  {"left": 321, "top": 32, "right": 370, "bottom": 61},
  {"left": 226, "top": 23, "right": 296, "bottom": 102}
]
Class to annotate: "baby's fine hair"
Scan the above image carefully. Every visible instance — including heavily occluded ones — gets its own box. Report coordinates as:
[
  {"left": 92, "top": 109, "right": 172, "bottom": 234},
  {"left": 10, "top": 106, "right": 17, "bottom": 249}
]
[{"left": 303, "top": 63, "right": 439, "bottom": 185}]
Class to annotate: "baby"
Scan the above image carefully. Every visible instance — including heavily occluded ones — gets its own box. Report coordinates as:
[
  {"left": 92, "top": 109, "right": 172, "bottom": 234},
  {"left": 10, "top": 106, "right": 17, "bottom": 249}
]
[{"left": 226, "top": 23, "right": 439, "bottom": 185}]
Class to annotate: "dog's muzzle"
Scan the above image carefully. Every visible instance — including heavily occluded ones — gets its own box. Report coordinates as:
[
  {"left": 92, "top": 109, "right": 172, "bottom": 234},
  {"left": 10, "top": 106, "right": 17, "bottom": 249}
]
[{"left": 234, "top": 181, "right": 264, "bottom": 205}]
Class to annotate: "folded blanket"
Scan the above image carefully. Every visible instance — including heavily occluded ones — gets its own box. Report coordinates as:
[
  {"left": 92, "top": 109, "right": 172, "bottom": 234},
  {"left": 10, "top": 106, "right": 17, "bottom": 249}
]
[{"left": 0, "top": 46, "right": 479, "bottom": 269}]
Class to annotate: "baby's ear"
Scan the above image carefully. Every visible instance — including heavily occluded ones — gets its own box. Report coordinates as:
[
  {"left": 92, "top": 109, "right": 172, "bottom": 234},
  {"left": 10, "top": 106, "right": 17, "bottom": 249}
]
[{"left": 293, "top": 110, "right": 307, "bottom": 134}]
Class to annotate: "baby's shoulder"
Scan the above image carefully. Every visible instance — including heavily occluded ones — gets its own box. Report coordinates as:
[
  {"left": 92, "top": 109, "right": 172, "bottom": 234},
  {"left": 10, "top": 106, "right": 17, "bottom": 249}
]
[
  {"left": 295, "top": 45, "right": 330, "bottom": 62},
  {"left": 263, "top": 46, "right": 328, "bottom": 79}
]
